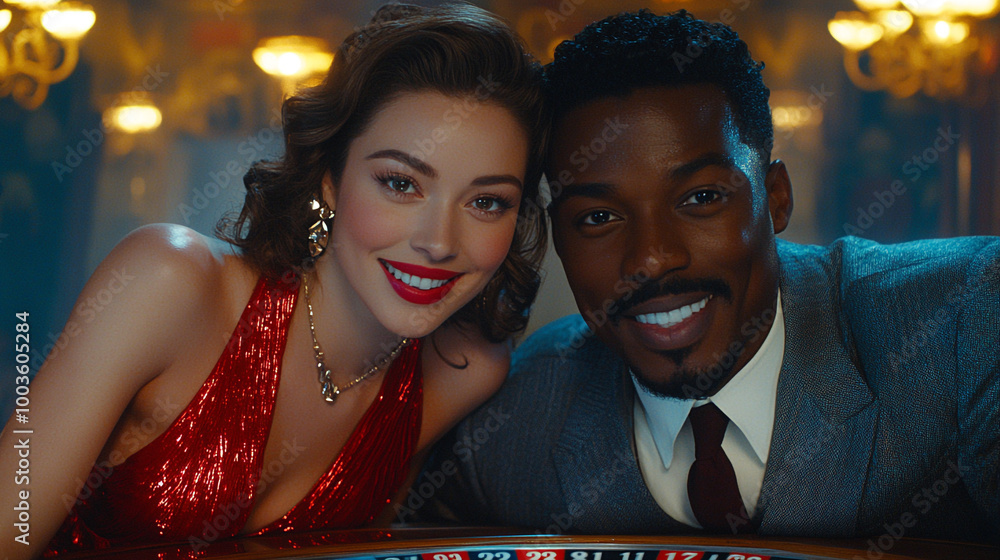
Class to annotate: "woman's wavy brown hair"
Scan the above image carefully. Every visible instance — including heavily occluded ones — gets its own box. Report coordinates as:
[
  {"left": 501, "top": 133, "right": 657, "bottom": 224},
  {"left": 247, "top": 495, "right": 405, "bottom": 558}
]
[{"left": 218, "top": 3, "right": 548, "bottom": 343}]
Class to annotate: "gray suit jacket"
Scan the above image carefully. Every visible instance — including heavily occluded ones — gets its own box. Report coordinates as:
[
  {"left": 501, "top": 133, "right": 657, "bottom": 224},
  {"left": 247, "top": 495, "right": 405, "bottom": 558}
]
[{"left": 424, "top": 237, "right": 1000, "bottom": 542}]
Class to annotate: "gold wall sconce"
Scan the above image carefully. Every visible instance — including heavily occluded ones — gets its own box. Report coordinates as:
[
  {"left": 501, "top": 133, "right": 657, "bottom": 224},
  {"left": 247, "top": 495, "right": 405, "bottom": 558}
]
[
  {"left": 104, "top": 93, "right": 162, "bottom": 134},
  {"left": 252, "top": 35, "right": 333, "bottom": 94}
]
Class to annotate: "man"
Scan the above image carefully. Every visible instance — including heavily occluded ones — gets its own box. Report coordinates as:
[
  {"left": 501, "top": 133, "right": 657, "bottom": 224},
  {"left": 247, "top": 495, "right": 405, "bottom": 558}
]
[{"left": 417, "top": 10, "right": 999, "bottom": 541}]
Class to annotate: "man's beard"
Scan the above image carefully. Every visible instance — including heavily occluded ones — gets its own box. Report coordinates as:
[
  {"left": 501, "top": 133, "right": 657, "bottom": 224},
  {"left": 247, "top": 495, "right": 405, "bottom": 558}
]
[
  {"left": 628, "top": 347, "right": 738, "bottom": 400},
  {"left": 601, "top": 274, "right": 737, "bottom": 399}
]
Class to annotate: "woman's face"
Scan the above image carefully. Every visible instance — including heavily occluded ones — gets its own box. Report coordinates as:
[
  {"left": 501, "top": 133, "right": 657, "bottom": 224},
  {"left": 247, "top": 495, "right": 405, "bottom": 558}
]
[{"left": 325, "top": 90, "right": 529, "bottom": 338}]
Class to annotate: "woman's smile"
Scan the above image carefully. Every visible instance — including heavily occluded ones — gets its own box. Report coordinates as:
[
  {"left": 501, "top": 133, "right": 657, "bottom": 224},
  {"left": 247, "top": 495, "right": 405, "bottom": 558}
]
[{"left": 380, "top": 259, "right": 463, "bottom": 305}]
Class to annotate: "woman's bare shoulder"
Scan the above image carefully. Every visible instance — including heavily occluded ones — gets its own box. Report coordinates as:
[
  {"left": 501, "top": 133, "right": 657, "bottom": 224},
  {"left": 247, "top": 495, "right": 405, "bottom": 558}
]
[
  {"left": 67, "top": 224, "right": 255, "bottom": 377},
  {"left": 110, "top": 223, "right": 257, "bottom": 299},
  {"left": 111, "top": 223, "right": 239, "bottom": 282}
]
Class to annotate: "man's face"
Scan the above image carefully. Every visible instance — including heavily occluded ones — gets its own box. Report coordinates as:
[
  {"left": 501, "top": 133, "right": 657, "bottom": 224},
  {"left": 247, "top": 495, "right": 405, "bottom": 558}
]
[{"left": 548, "top": 84, "right": 791, "bottom": 399}]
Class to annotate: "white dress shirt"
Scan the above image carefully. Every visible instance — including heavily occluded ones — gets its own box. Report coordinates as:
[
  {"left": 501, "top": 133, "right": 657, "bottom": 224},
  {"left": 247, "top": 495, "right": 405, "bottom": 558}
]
[{"left": 632, "top": 292, "right": 785, "bottom": 528}]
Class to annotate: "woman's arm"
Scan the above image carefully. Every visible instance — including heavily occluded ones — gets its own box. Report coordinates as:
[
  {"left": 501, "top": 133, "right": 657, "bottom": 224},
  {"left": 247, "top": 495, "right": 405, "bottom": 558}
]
[{"left": 0, "top": 224, "right": 224, "bottom": 559}]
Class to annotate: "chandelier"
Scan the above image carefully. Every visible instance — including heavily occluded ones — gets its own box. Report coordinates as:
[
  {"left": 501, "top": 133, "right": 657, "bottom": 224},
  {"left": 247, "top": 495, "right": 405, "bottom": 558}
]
[
  {"left": 828, "top": 0, "right": 999, "bottom": 99},
  {"left": 0, "top": 0, "right": 96, "bottom": 110}
]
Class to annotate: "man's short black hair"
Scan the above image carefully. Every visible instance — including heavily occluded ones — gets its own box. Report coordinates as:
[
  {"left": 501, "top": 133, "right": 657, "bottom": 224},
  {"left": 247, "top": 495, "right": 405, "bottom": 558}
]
[{"left": 544, "top": 9, "right": 772, "bottom": 161}]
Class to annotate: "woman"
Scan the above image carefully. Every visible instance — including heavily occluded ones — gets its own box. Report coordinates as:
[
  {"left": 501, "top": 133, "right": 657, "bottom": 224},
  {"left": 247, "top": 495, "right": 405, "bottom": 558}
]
[{"left": 0, "top": 4, "right": 547, "bottom": 557}]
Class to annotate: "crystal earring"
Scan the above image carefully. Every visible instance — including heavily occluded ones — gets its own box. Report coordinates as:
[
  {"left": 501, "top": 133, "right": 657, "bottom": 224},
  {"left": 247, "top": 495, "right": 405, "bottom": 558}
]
[{"left": 307, "top": 197, "right": 335, "bottom": 259}]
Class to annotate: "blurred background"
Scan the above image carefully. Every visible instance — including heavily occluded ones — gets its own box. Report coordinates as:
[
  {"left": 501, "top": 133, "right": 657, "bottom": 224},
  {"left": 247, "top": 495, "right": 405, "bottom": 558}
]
[{"left": 2, "top": 0, "right": 999, "bottom": 418}]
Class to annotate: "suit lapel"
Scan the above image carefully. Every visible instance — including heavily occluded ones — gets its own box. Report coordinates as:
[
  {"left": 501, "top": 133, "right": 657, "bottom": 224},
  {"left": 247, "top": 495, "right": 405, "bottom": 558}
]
[
  {"left": 551, "top": 344, "right": 687, "bottom": 533},
  {"left": 755, "top": 242, "right": 878, "bottom": 536}
]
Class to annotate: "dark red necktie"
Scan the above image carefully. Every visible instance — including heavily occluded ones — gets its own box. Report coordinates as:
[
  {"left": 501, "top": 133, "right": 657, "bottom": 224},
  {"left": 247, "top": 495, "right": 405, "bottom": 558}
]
[{"left": 686, "top": 402, "right": 750, "bottom": 533}]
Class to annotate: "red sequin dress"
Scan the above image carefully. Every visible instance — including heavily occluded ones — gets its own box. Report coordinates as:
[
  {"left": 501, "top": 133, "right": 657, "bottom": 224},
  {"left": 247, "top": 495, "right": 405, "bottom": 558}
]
[{"left": 45, "top": 274, "right": 423, "bottom": 555}]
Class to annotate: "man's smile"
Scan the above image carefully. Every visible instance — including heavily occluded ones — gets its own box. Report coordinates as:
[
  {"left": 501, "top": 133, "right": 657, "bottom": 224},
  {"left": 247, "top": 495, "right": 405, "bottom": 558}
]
[
  {"left": 632, "top": 294, "right": 712, "bottom": 328},
  {"left": 624, "top": 293, "right": 717, "bottom": 353}
]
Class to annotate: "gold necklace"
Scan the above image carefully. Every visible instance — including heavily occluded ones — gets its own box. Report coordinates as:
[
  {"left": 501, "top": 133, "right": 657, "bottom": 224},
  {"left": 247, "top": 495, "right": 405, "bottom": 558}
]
[{"left": 301, "top": 272, "right": 411, "bottom": 404}]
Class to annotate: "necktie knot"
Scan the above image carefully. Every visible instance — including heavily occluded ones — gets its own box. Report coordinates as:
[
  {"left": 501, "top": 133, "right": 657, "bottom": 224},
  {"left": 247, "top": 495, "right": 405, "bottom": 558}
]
[{"left": 688, "top": 402, "right": 729, "bottom": 455}]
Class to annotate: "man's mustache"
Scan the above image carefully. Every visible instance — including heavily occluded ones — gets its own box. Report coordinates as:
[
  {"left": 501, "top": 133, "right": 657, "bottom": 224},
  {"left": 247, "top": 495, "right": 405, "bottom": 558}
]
[{"left": 609, "top": 276, "right": 733, "bottom": 324}]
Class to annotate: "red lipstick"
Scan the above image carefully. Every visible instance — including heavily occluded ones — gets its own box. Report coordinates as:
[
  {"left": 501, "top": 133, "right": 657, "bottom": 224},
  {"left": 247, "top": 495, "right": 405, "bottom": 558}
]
[{"left": 380, "top": 259, "right": 462, "bottom": 305}]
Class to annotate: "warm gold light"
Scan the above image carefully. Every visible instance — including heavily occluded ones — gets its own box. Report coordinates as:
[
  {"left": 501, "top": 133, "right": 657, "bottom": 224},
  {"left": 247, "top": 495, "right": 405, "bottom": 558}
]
[
  {"left": 40, "top": 3, "right": 97, "bottom": 40},
  {"left": 105, "top": 104, "right": 163, "bottom": 133},
  {"left": 4, "top": 0, "right": 62, "bottom": 8},
  {"left": 829, "top": 12, "right": 885, "bottom": 50},
  {"left": 771, "top": 90, "right": 824, "bottom": 131},
  {"left": 772, "top": 105, "right": 823, "bottom": 130},
  {"left": 0, "top": 10, "right": 12, "bottom": 33},
  {"left": 275, "top": 52, "right": 302, "bottom": 76},
  {"left": 901, "top": 0, "right": 948, "bottom": 16},
  {"left": 944, "top": 0, "right": 1000, "bottom": 16},
  {"left": 921, "top": 19, "right": 971, "bottom": 44},
  {"left": 252, "top": 36, "right": 334, "bottom": 79},
  {"left": 854, "top": 0, "right": 900, "bottom": 10},
  {"left": 875, "top": 9, "right": 914, "bottom": 36}
]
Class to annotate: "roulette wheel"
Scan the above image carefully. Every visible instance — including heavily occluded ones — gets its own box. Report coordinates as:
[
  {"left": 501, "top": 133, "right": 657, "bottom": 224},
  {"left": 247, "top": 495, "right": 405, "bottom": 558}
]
[{"left": 53, "top": 527, "right": 1000, "bottom": 560}]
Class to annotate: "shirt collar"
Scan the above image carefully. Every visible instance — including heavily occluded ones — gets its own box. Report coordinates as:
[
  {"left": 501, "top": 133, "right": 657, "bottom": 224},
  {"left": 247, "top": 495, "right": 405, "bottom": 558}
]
[{"left": 632, "top": 291, "right": 785, "bottom": 467}]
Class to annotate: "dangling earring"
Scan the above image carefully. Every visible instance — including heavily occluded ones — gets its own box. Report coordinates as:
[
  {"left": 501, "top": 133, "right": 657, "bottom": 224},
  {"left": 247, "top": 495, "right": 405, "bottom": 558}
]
[{"left": 307, "top": 197, "right": 335, "bottom": 259}]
